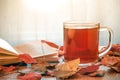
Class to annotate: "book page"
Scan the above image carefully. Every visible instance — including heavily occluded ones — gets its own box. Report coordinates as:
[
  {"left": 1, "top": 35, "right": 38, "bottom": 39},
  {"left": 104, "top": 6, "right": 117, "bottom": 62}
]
[
  {"left": 0, "top": 39, "right": 18, "bottom": 54},
  {"left": 0, "top": 39, "right": 58, "bottom": 58},
  {"left": 14, "top": 41, "right": 58, "bottom": 58}
]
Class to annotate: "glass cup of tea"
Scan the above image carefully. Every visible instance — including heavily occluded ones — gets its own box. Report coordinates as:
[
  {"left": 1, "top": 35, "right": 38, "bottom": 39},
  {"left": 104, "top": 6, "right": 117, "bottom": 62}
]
[{"left": 63, "top": 21, "right": 113, "bottom": 66}]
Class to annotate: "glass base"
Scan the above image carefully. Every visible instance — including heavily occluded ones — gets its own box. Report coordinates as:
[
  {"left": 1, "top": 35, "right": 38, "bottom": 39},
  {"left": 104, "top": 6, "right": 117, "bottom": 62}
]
[
  {"left": 79, "top": 62, "right": 94, "bottom": 67},
  {"left": 58, "top": 56, "right": 99, "bottom": 67}
]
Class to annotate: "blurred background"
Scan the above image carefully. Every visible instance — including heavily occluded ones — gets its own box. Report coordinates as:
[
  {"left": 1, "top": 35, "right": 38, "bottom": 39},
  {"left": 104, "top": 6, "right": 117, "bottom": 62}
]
[{"left": 0, "top": 0, "right": 120, "bottom": 46}]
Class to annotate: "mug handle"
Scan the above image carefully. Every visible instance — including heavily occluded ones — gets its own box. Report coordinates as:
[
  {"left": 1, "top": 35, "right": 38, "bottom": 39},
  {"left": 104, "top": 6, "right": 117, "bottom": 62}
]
[{"left": 98, "top": 26, "right": 113, "bottom": 57}]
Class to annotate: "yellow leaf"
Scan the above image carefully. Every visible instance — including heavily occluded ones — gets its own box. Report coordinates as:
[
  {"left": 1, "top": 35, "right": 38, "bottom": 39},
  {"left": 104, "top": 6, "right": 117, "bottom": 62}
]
[{"left": 56, "top": 58, "right": 80, "bottom": 71}]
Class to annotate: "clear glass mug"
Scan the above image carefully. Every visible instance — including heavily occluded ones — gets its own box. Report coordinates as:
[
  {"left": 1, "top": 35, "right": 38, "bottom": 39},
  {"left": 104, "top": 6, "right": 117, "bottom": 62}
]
[{"left": 63, "top": 21, "right": 113, "bottom": 65}]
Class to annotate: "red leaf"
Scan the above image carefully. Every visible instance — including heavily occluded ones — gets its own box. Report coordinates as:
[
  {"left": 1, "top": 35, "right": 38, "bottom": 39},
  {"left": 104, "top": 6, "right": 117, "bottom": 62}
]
[
  {"left": 41, "top": 40, "right": 59, "bottom": 49},
  {"left": 111, "top": 44, "right": 120, "bottom": 52},
  {"left": 59, "top": 46, "right": 63, "bottom": 51},
  {"left": 18, "top": 54, "right": 37, "bottom": 64},
  {"left": 2, "top": 66, "right": 16, "bottom": 72},
  {"left": 0, "top": 66, "right": 2, "bottom": 71},
  {"left": 79, "top": 65, "right": 100, "bottom": 75},
  {"left": 17, "top": 72, "right": 42, "bottom": 80},
  {"left": 101, "top": 56, "right": 120, "bottom": 66}
]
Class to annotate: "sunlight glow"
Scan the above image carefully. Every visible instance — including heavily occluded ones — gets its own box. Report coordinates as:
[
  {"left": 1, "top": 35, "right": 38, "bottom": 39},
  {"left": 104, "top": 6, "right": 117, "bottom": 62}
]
[{"left": 24, "top": 0, "right": 65, "bottom": 13}]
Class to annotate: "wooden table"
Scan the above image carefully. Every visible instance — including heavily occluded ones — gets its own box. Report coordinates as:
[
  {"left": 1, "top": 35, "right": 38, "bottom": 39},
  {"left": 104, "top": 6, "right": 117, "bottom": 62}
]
[{"left": 0, "top": 55, "right": 120, "bottom": 80}]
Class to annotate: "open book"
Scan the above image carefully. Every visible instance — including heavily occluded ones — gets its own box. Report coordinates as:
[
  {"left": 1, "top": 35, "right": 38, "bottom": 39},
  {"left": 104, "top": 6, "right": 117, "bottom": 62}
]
[{"left": 0, "top": 39, "right": 58, "bottom": 65}]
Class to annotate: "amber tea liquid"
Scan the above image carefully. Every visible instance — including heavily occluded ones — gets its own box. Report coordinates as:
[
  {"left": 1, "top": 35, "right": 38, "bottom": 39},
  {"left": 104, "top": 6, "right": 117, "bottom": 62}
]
[{"left": 64, "top": 26, "right": 99, "bottom": 63}]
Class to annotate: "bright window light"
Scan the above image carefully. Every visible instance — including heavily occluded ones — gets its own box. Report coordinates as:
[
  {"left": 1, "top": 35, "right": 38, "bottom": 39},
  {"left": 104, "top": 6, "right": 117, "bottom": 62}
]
[{"left": 24, "top": 0, "right": 65, "bottom": 13}]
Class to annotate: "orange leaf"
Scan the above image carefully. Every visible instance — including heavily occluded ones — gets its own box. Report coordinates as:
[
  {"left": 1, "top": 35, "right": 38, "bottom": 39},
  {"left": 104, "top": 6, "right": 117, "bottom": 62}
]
[{"left": 18, "top": 54, "right": 37, "bottom": 64}]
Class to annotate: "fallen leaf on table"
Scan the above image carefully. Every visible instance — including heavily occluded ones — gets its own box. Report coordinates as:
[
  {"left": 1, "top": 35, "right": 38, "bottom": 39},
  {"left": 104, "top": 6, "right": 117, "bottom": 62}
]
[
  {"left": 18, "top": 53, "right": 37, "bottom": 64},
  {"left": 111, "top": 62, "right": 120, "bottom": 73},
  {"left": 108, "top": 51, "right": 120, "bottom": 57},
  {"left": 32, "top": 61, "right": 50, "bottom": 72},
  {"left": 54, "top": 70, "right": 77, "bottom": 79},
  {"left": 0, "top": 65, "right": 16, "bottom": 72},
  {"left": 17, "top": 72, "right": 42, "bottom": 80},
  {"left": 78, "top": 65, "right": 100, "bottom": 75},
  {"left": 56, "top": 58, "right": 80, "bottom": 71},
  {"left": 54, "top": 58, "right": 80, "bottom": 79},
  {"left": 101, "top": 44, "right": 120, "bottom": 73},
  {"left": 110, "top": 44, "right": 120, "bottom": 52},
  {"left": 0, "top": 66, "right": 2, "bottom": 71},
  {"left": 101, "top": 56, "right": 120, "bottom": 66}
]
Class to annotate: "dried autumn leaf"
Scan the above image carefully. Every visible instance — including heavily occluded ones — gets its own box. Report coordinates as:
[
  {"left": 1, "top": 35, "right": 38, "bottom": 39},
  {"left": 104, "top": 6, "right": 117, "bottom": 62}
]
[
  {"left": 32, "top": 62, "right": 50, "bottom": 72},
  {"left": 111, "top": 44, "right": 120, "bottom": 52},
  {"left": 78, "top": 65, "right": 100, "bottom": 75},
  {"left": 101, "top": 44, "right": 120, "bottom": 73},
  {"left": 101, "top": 56, "right": 120, "bottom": 66},
  {"left": 56, "top": 58, "right": 80, "bottom": 71},
  {"left": 0, "top": 66, "right": 3, "bottom": 71},
  {"left": 17, "top": 72, "right": 42, "bottom": 80},
  {"left": 54, "top": 58, "right": 80, "bottom": 79},
  {"left": 108, "top": 51, "right": 120, "bottom": 57},
  {"left": 0, "top": 65, "right": 16, "bottom": 73},
  {"left": 41, "top": 40, "right": 59, "bottom": 49},
  {"left": 18, "top": 53, "right": 37, "bottom": 64},
  {"left": 54, "top": 70, "right": 77, "bottom": 79},
  {"left": 111, "top": 62, "right": 120, "bottom": 73},
  {"left": 2, "top": 66, "right": 16, "bottom": 72}
]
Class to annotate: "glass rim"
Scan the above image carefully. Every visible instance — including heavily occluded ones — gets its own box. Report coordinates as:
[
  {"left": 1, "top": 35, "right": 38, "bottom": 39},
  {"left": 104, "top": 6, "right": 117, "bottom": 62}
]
[
  {"left": 63, "top": 20, "right": 100, "bottom": 25},
  {"left": 63, "top": 20, "right": 100, "bottom": 28}
]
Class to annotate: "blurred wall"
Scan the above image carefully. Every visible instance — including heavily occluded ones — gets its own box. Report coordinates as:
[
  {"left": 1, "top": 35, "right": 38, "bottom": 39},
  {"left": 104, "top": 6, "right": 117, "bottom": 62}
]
[{"left": 0, "top": 0, "right": 120, "bottom": 46}]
